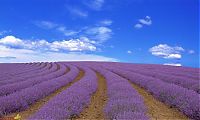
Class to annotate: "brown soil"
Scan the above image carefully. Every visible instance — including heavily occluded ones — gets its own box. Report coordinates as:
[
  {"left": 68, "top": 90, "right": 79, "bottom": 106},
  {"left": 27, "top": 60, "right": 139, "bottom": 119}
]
[
  {"left": 131, "top": 83, "right": 188, "bottom": 120},
  {"left": 3, "top": 69, "right": 84, "bottom": 120},
  {"left": 75, "top": 72, "right": 107, "bottom": 120}
]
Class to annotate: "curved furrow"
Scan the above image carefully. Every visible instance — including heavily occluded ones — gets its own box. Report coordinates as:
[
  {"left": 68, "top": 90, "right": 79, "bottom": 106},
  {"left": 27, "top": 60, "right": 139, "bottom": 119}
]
[
  {"left": 0, "top": 64, "right": 79, "bottom": 116},
  {"left": 29, "top": 65, "right": 98, "bottom": 120},
  {"left": 0, "top": 63, "right": 56, "bottom": 86},
  {"left": 100, "top": 64, "right": 188, "bottom": 119},
  {"left": 121, "top": 63, "right": 199, "bottom": 81},
  {"left": 130, "top": 81, "right": 188, "bottom": 120},
  {"left": 101, "top": 62, "right": 199, "bottom": 81},
  {"left": 148, "top": 67, "right": 199, "bottom": 81},
  {"left": 3, "top": 68, "right": 84, "bottom": 120},
  {"left": 126, "top": 67, "right": 199, "bottom": 93},
  {"left": 0, "top": 62, "right": 47, "bottom": 81},
  {"left": 88, "top": 65, "right": 149, "bottom": 120},
  {"left": 0, "top": 63, "right": 68, "bottom": 96},
  {"left": 102, "top": 64, "right": 199, "bottom": 93},
  {"left": 0, "top": 62, "right": 42, "bottom": 76},
  {"left": 77, "top": 71, "right": 107, "bottom": 119},
  {"left": 0, "top": 63, "right": 38, "bottom": 79},
  {"left": 8, "top": 62, "right": 52, "bottom": 79},
  {"left": 106, "top": 66, "right": 200, "bottom": 120},
  {"left": 1, "top": 62, "right": 50, "bottom": 81}
]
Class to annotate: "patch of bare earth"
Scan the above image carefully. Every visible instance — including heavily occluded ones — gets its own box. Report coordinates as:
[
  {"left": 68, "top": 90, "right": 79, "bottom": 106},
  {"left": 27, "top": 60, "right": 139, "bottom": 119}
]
[
  {"left": 131, "top": 83, "right": 188, "bottom": 120},
  {"left": 3, "top": 69, "right": 84, "bottom": 120},
  {"left": 75, "top": 72, "right": 107, "bottom": 120}
]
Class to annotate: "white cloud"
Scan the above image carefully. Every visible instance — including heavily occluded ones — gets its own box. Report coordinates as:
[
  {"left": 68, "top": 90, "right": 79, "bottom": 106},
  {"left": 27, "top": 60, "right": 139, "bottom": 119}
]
[
  {"left": 0, "top": 36, "right": 24, "bottom": 46},
  {"left": 0, "top": 36, "right": 96, "bottom": 52},
  {"left": 139, "top": 16, "right": 152, "bottom": 25},
  {"left": 50, "top": 39, "right": 96, "bottom": 51},
  {"left": 0, "top": 45, "right": 117, "bottom": 63},
  {"left": 164, "top": 63, "right": 182, "bottom": 67},
  {"left": 86, "top": 26, "right": 112, "bottom": 43},
  {"left": 100, "top": 20, "right": 113, "bottom": 26},
  {"left": 134, "top": 23, "right": 143, "bottom": 29},
  {"left": 135, "top": 16, "right": 152, "bottom": 29},
  {"left": 149, "top": 44, "right": 184, "bottom": 59},
  {"left": 34, "top": 21, "right": 113, "bottom": 43},
  {"left": 127, "top": 50, "right": 132, "bottom": 54},
  {"left": 34, "top": 19, "right": 113, "bottom": 42},
  {"left": 85, "top": 0, "right": 104, "bottom": 10},
  {"left": 0, "top": 36, "right": 118, "bottom": 63},
  {"left": 165, "top": 54, "right": 181, "bottom": 59},
  {"left": 188, "top": 50, "right": 195, "bottom": 54}
]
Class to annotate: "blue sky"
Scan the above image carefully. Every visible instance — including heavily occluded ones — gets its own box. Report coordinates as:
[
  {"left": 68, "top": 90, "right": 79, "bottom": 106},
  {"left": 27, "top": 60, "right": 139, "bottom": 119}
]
[{"left": 0, "top": 0, "right": 199, "bottom": 67}]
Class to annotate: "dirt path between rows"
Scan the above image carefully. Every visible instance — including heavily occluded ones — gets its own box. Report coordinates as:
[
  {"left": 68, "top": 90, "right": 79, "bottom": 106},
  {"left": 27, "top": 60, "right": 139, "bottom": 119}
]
[
  {"left": 131, "top": 83, "right": 188, "bottom": 120},
  {"left": 75, "top": 72, "right": 107, "bottom": 120},
  {"left": 3, "top": 70, "right": 84, "bottom": 120}
]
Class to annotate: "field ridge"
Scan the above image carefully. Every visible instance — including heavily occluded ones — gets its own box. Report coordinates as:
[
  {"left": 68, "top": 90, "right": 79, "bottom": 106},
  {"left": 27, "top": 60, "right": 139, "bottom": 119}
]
[{"left": 3, "top": 69, "right": 84, "bottom": 119}]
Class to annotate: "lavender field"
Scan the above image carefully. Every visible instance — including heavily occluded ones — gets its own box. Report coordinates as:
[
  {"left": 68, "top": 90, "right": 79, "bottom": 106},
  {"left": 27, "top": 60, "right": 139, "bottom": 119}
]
[{"left": 0, "top": 62, "right": 199, "bottom": 120}]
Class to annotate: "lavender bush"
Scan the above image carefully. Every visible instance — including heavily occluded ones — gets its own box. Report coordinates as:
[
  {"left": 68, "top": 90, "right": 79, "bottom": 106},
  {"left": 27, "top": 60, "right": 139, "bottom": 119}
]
[
  {"left": 0, "top": 62, "right": 50, "bottom": 83},
  {"left": 106, "top": 66, "right": 200, "bottom": 120},
  {"left": 89, "top": 65, "right": 149, "bottom": 120},
  {"left": 29, "top": 65, "right": 97, "bottom": 120},
  {"left": 0, "top": 63, "right": 44, "bottom": 80},
  {"left": 0, "top": 63, "right": 67, "bottom": 96},
  {"left": 0, "top": 63, "right": 79, "bottom": 116},
  {"left": 104, "top": 64, "right": 199, "bottom": 93}
]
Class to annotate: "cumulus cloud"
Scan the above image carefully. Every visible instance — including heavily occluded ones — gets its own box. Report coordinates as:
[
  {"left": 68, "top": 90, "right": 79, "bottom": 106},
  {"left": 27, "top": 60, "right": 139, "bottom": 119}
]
[
  {"left": 0, "top": 36, "right": 24, "bottom": 46},
  {"left": 163, "top": 63, "right": 182, "bottom": 67},
  {"left": 149, "top": 44, "right": 184, "bottom": 59},
  {"left": 50, "top": 39, "right": 96, "bottom": 51},
  {"left": 139, "top": 16, "right": 152, "bottom": 25},
  {"left": 134, "top": 16, "right": 152, "bottom": 29},
  {"left": 0, "top": 45, "right": 117, "bottom": 63},
  {"left": 0, "top": 36, "right": 118, "bottom": 63},
  {"left": 134, "top": 23, "right": 143, "bottom": 29},
  {"left": 0, "top": 36, "right": 96, "bottom": 52}
]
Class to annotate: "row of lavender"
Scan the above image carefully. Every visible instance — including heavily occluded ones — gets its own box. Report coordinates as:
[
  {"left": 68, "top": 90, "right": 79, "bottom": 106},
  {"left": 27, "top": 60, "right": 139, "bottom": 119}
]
[
  {"left": 0, "top": 63, "right": 54, "bottom": 86},
  {"left": 0, "top": 63, "right": 47, "bottom": 81},
  {"left": 0, "top": 63, "right": 35, "bottom": 75},
  {"left": 123, "top": 63, "right": 199, "bottom": 79},
  {"left": 100, "top": 63, "right": 199, "bottom": 93},
  {"left": 0, "top": 63, "right": 79, "bottom": 116},
  {"left": 0, "top": 63, "right": 45, "bottom": 80},
  {"left": 99, "top": 64, "right": 200, "bottom": 120},
  {"left": 94, "top": 62, "right": 199, "bottom": 80},
  {"left": 29, "top": 63, "right": 149, "bottom": 120},
  {"left": 89, "top": 64, "right": 149, "bottom": 119},
  {"left": 0, "top": 63, "right": 67, "bottom": 96},
  {"left": 29, "top": 65, "right": 98, "bottom": 119},
  {"left": 0, "top": 62, "right": 198, "bottom": 119}
]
